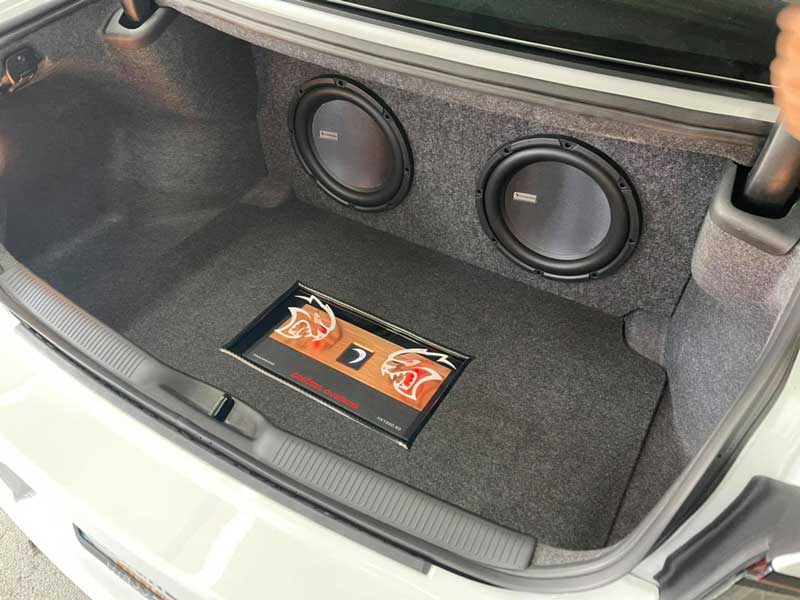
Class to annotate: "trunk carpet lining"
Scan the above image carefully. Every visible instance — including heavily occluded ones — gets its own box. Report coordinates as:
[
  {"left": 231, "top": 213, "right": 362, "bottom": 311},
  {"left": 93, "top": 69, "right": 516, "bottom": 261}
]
[{"left": 28, "top": 199, "right": 665, "bottom": 550}]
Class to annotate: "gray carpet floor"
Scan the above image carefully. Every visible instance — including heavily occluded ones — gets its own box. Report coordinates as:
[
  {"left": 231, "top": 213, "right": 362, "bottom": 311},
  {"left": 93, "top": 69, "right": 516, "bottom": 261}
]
[{"left": 27, "top": 198, "right": 665, "bottom": 550}]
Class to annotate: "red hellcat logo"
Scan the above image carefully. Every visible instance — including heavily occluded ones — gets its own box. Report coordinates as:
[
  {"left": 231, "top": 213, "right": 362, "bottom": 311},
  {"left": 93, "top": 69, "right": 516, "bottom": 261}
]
[
  {"left": 274, "top": 294, "right": 337, "bottom": 341},
  {"left": 380, "top": 348, "right": 455, "bottom": 402}
]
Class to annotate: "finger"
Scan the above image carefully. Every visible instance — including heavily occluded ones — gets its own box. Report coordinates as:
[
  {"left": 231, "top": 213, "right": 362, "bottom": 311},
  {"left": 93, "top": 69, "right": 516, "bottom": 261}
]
[
  {"left": 778, "top": 6, "right": 800, "bottom": 32},
  {"left": 772, "top": 56, "right": 800, "bottom": 86},
  {"left": 773, "top": 81, "right": 800, "bottom": 109},
  {"left": 771, "top": 71, "right": 800, "bottom": 106},
  {"left": 776, "top": 30, "right": 800, "bottom": 59}
]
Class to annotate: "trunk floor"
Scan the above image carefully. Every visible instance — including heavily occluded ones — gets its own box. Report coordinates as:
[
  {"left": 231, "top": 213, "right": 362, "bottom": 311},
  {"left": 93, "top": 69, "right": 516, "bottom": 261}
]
[{"left": 29, "top": 199, "right": 666, "bottom": 550}]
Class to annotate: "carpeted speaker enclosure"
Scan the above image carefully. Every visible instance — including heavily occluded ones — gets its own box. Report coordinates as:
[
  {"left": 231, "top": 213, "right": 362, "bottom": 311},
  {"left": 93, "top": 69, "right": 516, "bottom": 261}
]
[
  {"left": 289, "top": 76, "right": 413, "bottom": 211},
  {"left": 477, "top": 136, "right": 641, "bottom": 280}
]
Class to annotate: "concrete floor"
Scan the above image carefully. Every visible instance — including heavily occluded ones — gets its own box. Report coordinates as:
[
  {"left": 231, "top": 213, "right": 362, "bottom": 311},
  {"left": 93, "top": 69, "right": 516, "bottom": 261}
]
[{"left": 0, "top": 509, "right": 87, "bottom": 600}]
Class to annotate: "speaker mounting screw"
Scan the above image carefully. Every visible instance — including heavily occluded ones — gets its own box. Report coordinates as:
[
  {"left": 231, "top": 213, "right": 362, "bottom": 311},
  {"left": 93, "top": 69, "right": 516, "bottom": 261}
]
[
  {"left": 618, "top": 179, "right": 627, "bottom": 189},
  {"left": 336, "top": 79, "right": 345, "bottom": 87},
  {"left": 503, "top": 147, "right": 511, "bottom": 154}
]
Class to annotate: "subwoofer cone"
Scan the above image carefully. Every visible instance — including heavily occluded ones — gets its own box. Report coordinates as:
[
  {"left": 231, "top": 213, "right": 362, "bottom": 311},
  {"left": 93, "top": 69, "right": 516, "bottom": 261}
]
[
  {"left": 289, "top": 76, "right": 413, "bottom": 211},
  {"left": 477, "top": 137, "right": 640, "bottom": 280}
]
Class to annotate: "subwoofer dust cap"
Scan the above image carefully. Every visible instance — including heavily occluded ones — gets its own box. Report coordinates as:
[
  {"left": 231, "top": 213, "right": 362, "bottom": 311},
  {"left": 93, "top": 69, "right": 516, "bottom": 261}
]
[
  {"left": 289, "top": 76, "right": 413, "bottom": 211},
  {"left": 477, "top": 136, "right": 641, "bottom": 280}
]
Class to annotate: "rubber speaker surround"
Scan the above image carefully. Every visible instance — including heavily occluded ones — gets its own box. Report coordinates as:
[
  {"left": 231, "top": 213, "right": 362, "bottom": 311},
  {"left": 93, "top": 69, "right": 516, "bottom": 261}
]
[
  {"left": 289, "top": 76, "right": 413, "bottom": 211},
  {"left": 477, "top": 136, "right": 641, "bottom": 280}
]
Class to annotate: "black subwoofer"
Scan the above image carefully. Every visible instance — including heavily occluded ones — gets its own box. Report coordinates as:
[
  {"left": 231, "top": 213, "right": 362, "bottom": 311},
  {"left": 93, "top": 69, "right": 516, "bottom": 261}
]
[
  {"left": 477, "top": 136, "right": 640, "bottom": 280},
  {"left": 289, "top": 76, "right": 413, "bottom": 211}
]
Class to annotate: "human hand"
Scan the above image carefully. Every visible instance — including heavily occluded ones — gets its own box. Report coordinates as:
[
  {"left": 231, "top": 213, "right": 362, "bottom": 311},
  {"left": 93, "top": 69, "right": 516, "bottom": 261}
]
[{"left": 773, "top": 6, "right": 800, "bottom": 138}]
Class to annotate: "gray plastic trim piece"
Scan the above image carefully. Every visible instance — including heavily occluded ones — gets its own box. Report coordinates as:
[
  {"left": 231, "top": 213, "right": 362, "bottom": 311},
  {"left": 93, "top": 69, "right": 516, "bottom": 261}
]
[
  {"left": 1, "top": 267, "right": 149, "bottom": 379},
  {"left": 103, "top": 7, "right": 178, "bottom": 49},
  {"left": 223, "top": 399, "right": 261, "bottom": 438},
  {"left": 263, "top": 432, "right": 535, "bottom": 569},
  {"left": 0, "top": 260, "right": 228, "bottom": 416},
  {"left": 710, "top": 162, "right": 800, "bottom": 255},
  {"left": 743, "top": 124, "right": 800, "bottom": 216}
]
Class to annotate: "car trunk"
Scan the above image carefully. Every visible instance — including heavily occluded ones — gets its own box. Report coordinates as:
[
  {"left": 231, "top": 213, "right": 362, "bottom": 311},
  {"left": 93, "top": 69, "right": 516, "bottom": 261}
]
[{"left": 0, "top": 0, "right": 792, "bottom": 562}]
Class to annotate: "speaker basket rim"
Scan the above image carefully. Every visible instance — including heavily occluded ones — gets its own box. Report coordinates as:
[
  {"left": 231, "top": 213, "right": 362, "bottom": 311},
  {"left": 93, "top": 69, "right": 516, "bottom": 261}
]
[
  {"left": 476, "top": 136, "right": 641, "bottom": 281},
  {"left": 289, "top": 76, "right": 413, "bottom": 212}
]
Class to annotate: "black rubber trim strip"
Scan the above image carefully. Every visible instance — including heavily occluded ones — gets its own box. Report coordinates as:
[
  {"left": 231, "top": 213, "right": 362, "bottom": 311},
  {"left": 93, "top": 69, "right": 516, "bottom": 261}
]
[
  {"left": 0, "top": 254, "right": 536, "bottom": 573},
  {"left": 162, "top": 0, "right": 771, "bottom": 145},
  {"left": 656, "top": 477, "right": 800, "bottom": 600}
]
